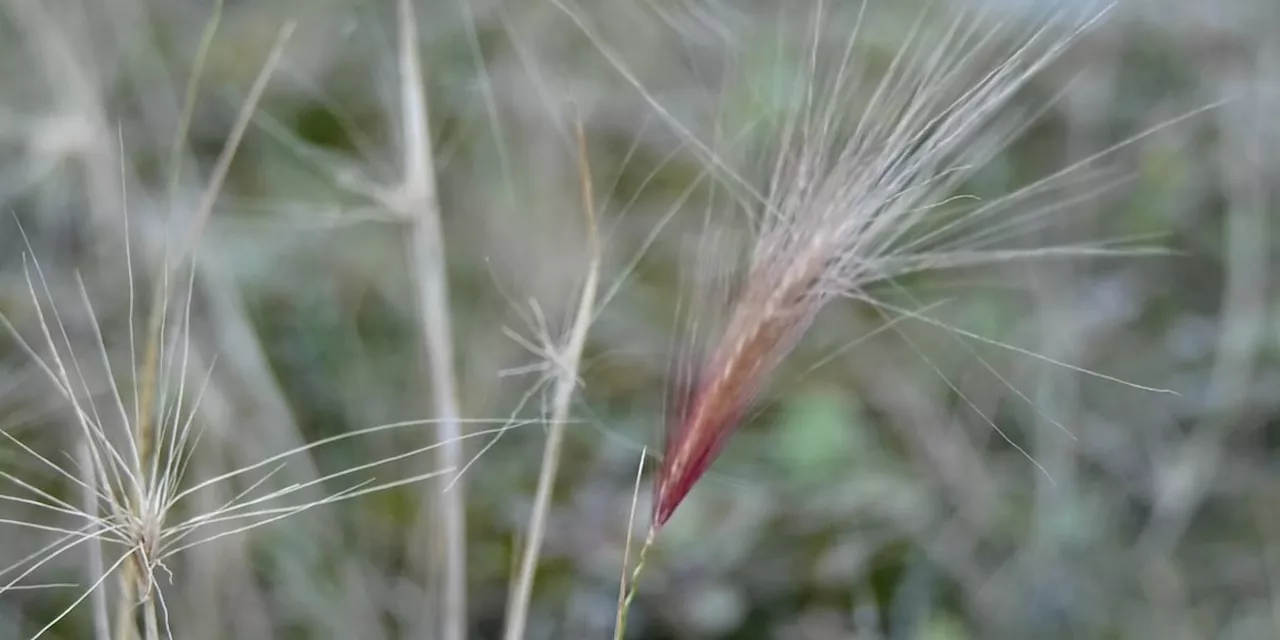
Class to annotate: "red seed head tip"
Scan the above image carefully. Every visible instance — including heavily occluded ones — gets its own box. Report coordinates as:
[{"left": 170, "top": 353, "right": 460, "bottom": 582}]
[
  {"left": 652, "top": 447, "right": 722, "bottom": 527},
  {"left": 654, "top": 261, "right": 802, "bottom": 528},
  {"left": 653, "top": 406, "right": 742, "bottom": 529},
  {"left": 651, "top": 478, "right": 690, "bottom": 528}
]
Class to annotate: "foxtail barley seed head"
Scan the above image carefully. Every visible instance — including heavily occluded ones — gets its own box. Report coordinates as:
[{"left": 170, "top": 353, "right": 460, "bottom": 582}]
[{"left": 652, "top": 1, "right": 1124, "bottom": 528}]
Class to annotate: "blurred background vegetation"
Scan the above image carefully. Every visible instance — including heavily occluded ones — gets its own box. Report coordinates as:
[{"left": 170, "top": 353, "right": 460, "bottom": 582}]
[{"left": 1, "top": 0, "right": 1277, "bottom": 638}]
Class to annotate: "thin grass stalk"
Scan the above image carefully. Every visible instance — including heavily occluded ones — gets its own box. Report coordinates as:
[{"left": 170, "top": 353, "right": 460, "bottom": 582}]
[
  {"left": 114, "top": 267, "right": 165, "bottom": 640},
  {"left": 142, "top": 594, "right": 159, "bottom": 640},
  {"left": 612, "top": 447, "right": 653, "bottom": 640},
  {"left": 114, "top": 566, "right": 138, "bottom": 640},
  {"left": 165, "top": 0, "right": 223, "bottom": 205},
  {"left": 78, "top": 439, "right": 110, "bottom": 640},
  {"left": 118, "top": 18, "right": 288, "bottom": 638},
  {"left": 502, "top": 114, "right": 603, "bottom": 640},
  {"left": 613, "top": 528, "right": 655, "bottom": 640},
  {"left": 394, "top": 1, "right": 468, "bottom": 637}
]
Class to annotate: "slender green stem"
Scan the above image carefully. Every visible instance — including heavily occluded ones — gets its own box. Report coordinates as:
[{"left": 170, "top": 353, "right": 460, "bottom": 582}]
[{"left": 614, "top": 526, "right": 656, "bottom": 640}]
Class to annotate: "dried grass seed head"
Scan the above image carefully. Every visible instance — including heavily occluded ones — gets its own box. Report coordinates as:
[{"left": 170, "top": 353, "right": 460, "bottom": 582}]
[{"left": 654, "top": 1, "right": 1122, "bottom": 528}]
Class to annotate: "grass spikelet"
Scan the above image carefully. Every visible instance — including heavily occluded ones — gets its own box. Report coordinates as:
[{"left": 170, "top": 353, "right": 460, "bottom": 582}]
[
  {"left": 0, "top": 234, "right": 527, "bottom": 637},
  {"left": 646, "top": 0, "right": 1126, "bottom": 529},
  {"left": 644, "top": 2, "right": 1214, "bottom": 534},
  {"left": 600, "top": 3, "right": 1174, "bottom": 635}
]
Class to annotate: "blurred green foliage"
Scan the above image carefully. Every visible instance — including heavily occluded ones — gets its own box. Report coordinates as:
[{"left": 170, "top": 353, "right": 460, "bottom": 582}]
[{"left": 1, "top": 0, "right": 1278, "bottom": 639}]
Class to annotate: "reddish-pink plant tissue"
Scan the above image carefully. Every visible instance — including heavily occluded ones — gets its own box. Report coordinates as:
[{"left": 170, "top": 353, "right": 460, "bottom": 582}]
[{"left": 647, "top": 5, "right": 1110, "bottom": 527}]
